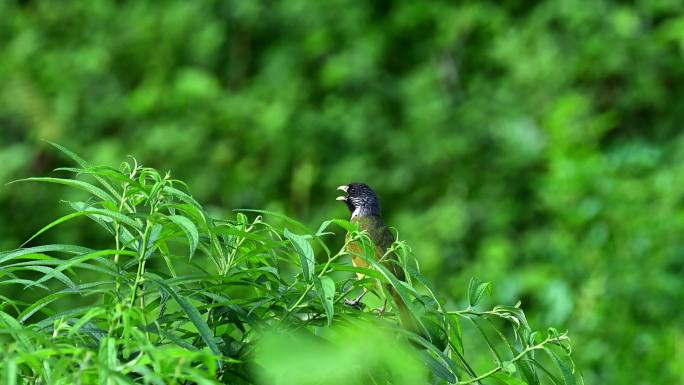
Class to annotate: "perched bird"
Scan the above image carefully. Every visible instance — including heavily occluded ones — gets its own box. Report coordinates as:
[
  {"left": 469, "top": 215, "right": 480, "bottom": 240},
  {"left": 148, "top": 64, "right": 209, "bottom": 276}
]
[{"left": 336, "top": 183, "right": 414, "bottom": 327}]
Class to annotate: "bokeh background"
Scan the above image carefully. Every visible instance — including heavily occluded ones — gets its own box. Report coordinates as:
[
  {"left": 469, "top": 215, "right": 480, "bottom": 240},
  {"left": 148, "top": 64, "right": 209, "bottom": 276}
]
[{"left": 2, "top": 1, "right": 684, "bottom": 383}]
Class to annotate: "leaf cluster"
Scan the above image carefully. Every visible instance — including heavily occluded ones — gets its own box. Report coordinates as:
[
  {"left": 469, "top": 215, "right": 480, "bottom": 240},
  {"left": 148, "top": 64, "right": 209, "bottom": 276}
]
[{"left": 0, "top": 146, "right": 579, "bottom": 385}]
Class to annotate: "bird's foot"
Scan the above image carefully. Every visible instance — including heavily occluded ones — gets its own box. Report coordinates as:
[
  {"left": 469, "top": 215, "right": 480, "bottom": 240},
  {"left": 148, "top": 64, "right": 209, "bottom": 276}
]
[
  {"left": 373, "top": 304, "right": 387, "bottom": 317},
  {"left": 344, "top": 297, "right": 366, "bottom": 310},
  {"left": 373, "top": 299, "right": 388, "bottom": 316}
]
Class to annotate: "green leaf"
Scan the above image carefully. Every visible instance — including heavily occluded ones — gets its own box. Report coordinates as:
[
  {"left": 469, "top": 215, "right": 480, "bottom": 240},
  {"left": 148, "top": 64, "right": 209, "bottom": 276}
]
[
  {"left": 448, "top": 314, "right": 464, "bottom": 354},
  {"left": 468, "top": 277, "right": 492, "bottom": 307},
  {"left": 314, "top": 276, "right": 335, "bottom": 326},
  {"left": 44, "top": 141, "right": 123, "bottom": 201},
  {"left": 237, "top": 209, "right": 312, "bottom": 233},
  {"left": 27, "top": 249, "right": 126, "bottom": 289},
  {"left": 18, "top": 291, "right": 73, "bottom": 323},
  {"left": 20, "top": 209, "right": 140, "bottom": 247},
  {"left": 168, "top": 215, "right": 199, "bottom": 258},
  {"left": 418, "top": 350, "right": 457, "bottom": 383},
  {"left": 492, "top": 372, "right": 530, "bottom": 385},
  {"left": 34, "top": 305, "right": 95, "bottom": 328},
  {"left": 99, "top": 337, "right": 118, "bottom": 377},
  {"left": 3, "top": 355, "right": 17, "bottom": 385},
  {"left": 367, "top": 259, "right": 430, "bottom": 338},
  {"left": 68, "top": 307, "right": 106, "bottom": 337},
  {"left": 531, "top": 358, "right": 562, "bottom": 385},
  {"left": 396, "top": 328, "right": 460, "bottom": 381},
  {"left": 322, "top": 264, "right": 383, "bottom": 279},
  {"left": 503, "top": 360, "right": 517, "bottom": 374},
  {"left": 147, "top": 274, "right": 222, "bottom": 367},
  {"left": 0, "top": 311, "right": 32, "bottom": 350},
  {"left": 8, "top": 265, "right": 77, "bottom": 289},
  {"left": 315, "top": 218, "right": 357, "bottom": 235},
  {"left": 9, "top": 177, "right": 116, "bottom": 203},
  {"left": 545, "top": 347, "right": 576, "bottom": 385},
  {"left": 162, "top": 186, "right": 203, "bottom": 209},
  {"left": 0, "top": 245, "right": 92, "bottom": 265},
  {"left": 283, "top": 228, "right": 315, "bottom": 282},
  {"left": 468, "top": 317, "right": 503, "bottom": 363}
]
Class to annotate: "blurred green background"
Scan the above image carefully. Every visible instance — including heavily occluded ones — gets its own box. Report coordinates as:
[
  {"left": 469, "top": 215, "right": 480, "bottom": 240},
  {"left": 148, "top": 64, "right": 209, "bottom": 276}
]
[{"left": 1, "top": 1, "right": 683, "bottom": 383}]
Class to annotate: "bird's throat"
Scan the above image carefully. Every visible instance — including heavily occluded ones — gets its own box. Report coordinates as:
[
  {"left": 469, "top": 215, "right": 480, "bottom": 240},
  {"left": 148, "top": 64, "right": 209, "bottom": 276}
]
[{"left": 350, "top": 205, "right": 380, "bottom": 219}]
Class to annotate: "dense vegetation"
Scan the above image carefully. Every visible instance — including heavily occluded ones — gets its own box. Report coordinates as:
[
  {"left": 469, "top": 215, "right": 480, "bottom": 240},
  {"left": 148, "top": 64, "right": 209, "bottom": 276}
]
[
  {"left": 1, "top": 1, "right": 683, "bottom": 384},
  {"left": 0, "top": 146, "right": 577, "bottom": 384}
]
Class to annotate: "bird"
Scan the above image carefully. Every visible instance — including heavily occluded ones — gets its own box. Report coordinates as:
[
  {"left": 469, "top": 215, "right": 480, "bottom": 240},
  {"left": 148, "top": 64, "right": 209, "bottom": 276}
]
[{"left": 336, "top": 183, "right": 415, "bottom": 328}]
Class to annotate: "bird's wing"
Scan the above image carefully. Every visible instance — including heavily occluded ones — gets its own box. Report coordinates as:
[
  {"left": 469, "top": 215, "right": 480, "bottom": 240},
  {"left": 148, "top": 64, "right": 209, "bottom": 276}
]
[
  {"left": 347, "top": 216, "right": 404, "bottom": 280},
  {"left": 377, "top": 224, "right": 404, "bottom": 281}
]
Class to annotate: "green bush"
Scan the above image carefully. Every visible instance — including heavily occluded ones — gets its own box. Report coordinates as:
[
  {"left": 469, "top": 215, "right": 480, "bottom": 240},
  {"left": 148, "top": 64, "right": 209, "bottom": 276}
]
[
  {"left": 3, "top": 2, "right": 684, "bottom": 383},
  {"left": 0, "top": 146, "right": 578, "bottom": 384}
]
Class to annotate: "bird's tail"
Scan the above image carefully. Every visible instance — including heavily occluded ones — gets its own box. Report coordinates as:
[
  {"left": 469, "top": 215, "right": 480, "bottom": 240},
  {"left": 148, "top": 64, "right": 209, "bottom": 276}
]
[{"left": 387, "top": 284, "right": 421, "bottom": 336}]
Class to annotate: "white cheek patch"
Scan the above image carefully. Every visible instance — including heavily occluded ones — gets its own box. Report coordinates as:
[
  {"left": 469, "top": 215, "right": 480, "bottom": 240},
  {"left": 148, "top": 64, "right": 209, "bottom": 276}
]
[{"left": 351, "top": 207, "right": 361, "bottom": 219}]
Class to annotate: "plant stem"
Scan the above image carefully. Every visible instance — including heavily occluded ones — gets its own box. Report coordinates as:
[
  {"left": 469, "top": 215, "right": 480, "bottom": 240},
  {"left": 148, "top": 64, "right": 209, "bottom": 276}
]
[
  {"left": 455, "top": 335, "right": 566, "bottom": 385},
  {"left": 281, "top": 283, "right": 314, "bottom": 321},
  {"left": 129, "top": 220, "right": 152, "bottom": 307}
]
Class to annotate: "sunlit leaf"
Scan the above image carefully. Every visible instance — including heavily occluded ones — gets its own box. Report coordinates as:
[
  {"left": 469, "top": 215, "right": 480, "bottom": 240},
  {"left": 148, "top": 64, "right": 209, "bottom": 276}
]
[
  {"left": 468, "top": 277, "right": 492, "bottom": 307},
  {"left": 283, "top": 228, "right": 315, "bottom": 282},
  {"left": 314, "top": 276, "right": 335, "bottom": 325},
  {"left": 168, "top": 215, "right": 199, "bottom": 258}
]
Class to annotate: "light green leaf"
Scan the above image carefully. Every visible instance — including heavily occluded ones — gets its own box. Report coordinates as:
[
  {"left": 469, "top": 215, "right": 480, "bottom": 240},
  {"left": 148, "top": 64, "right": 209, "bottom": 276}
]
[
  {"left": 0, "top": 245, "right": 92, "bottom": 265},
  {"left": 20, "top": 209, "right": 140, "bottom": 247},
  {"left": 3, "top": 355, "right": 17, "bottom": 385},
  {"left": 45, "top": 140, "right": 123, "bottom": 201},
  {"left": 545, "top": 347, "right": 576, "bottom": 385},
  {"left": 315, "top": 219, "right": 357, "bottom": 235},
  {"left": 503, "top": 360, "right": 517, "bottom": 374},
  {"left": 367, "top": 259, "right": 430, "bottom": 338},
  {"left": 26, "top": 249, "right": 129, "bottom": 289},
  {"left": 314, "top": 276, "right": 335, "bottom": 325},
  {"left": 9, "top": 177, "right": 116, "bottom": 203},
  {"left": 468, "top": 277, "right": 492, "bottom": 307},
  {"left": 162, "top": 186, "right": 203, "bottom": 209},
  {"left": 492, "top": 372, "right": 530, "bottom": 385},
  {"left": 284, "top": 228, "right": 315, "bottom": 282},
  {"left": 168, "top": 215, "right": 199, "bottom": 258},
  {"left": 238, "top": 209, "right": 312, "bottom": 233},
  {"left": 0, "top": 311, "right": 32, "bottom": 350},
  {"left": 68, "top": 307, "right": 106, "bottom": 337}
]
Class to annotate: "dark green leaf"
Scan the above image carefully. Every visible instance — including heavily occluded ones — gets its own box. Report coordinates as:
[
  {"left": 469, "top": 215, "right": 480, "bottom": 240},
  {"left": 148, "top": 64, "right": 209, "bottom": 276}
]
[{"left": 147, "top": 274, "right": 222, "bottom": 367}]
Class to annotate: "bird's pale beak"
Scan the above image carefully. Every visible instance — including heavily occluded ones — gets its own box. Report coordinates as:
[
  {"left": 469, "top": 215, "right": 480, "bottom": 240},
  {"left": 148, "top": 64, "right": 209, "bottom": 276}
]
[{"left": 336, "top": 185, "right": 348, "bottom": 201}]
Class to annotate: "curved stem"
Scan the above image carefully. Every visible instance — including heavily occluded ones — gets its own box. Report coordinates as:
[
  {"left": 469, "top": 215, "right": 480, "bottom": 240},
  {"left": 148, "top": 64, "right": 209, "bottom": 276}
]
[{"left": 455, "top": 335, "right": 568, "bottom": 385}]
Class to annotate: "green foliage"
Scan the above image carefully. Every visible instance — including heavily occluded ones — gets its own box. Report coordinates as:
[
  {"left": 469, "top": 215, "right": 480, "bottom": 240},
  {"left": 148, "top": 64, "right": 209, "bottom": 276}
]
[
  {"left": 0, "top": 149, "right": 578, "bottom": 384},
  {"left": 2, "top": 1, "right": 684, "bottom": 384}
]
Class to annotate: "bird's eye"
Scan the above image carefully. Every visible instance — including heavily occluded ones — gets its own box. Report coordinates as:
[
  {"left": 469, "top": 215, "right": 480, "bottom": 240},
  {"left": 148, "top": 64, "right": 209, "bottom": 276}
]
[{"left": 348, "top": 186, "right": 356, "bottom": 193}]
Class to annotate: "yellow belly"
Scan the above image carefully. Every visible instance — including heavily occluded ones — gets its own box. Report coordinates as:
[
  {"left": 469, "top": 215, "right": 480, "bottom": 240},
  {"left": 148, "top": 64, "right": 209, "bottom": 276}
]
[{"left": 348, "top": 240, "right": 375, "bottom": 279}]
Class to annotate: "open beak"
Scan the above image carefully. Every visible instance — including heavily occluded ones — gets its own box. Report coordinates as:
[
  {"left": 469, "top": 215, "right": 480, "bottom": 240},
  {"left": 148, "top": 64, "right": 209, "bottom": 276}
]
[{"left": 336, "top": 185, "right": 348, "bottom": 201}]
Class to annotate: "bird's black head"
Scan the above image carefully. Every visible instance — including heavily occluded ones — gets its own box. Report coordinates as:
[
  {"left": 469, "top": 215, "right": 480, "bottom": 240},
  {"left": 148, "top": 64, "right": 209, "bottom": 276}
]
[{"left": 336, "top": 183, "right": 382, "bottom": 217}]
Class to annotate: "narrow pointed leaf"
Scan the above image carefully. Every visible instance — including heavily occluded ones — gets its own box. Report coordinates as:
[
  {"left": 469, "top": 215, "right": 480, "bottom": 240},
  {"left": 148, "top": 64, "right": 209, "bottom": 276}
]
[
  {"left": 468, "top": 277, "right": 492, "bottom": 307},
  {"left": 21, "top": 209, "right": 140, "bottom": 246},
  {"left": 168, "top": 215, "right": 199, "bottom": 258},
  {"left": 10, "top": 177, "right": 116, "bottom": 203},
  {"left": 0, "top": 245, "right": 92, "bottom": 265},
  {"left": 147, "top": 275, "right": 222, "bottom": 366},
  {"left": 45, "top": 140, "right": 123, "bottom": 201},
  {"left": 314, "top": 276, "right": 335, "bottom": 325},
  {"left": 284, "top": 228, "right": 315, "bottom": 282}
]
